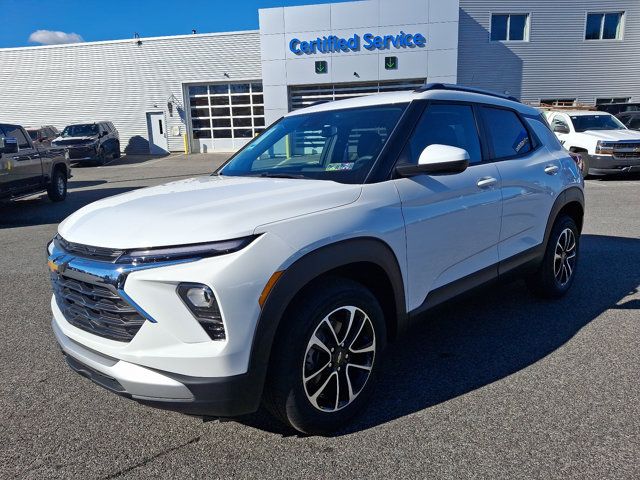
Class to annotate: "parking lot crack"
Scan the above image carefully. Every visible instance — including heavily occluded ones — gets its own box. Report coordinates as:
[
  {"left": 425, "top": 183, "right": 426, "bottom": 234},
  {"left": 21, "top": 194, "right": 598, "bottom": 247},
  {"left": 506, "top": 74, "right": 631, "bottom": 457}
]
[{"left": 102, "top": 436, "right": 201, "bottom": 479}]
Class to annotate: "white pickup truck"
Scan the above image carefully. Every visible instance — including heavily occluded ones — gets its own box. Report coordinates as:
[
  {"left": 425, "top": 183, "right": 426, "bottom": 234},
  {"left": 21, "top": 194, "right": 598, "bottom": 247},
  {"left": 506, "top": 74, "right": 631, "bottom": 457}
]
[{"left": 544, "top": 110, "right": 640, "bottom": 176}]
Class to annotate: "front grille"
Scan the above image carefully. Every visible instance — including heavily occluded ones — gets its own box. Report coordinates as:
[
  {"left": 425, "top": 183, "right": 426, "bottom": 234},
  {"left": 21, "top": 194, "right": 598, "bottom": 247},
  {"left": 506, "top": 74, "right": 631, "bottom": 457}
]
[
  {"left": 613, "top": 151, "right": 640, "bottom": 160},
  {"left": 611, "top": 142, "right": 640, "bottom": 150},
  {"left": 51, "top": 272, "right": 145, "bottom": 342},
  {"left": 68, "top": 146, "right": 96, "bottom": 159},
  {"left": 55, "top": 235, "right": 124, "bottom": 262}
]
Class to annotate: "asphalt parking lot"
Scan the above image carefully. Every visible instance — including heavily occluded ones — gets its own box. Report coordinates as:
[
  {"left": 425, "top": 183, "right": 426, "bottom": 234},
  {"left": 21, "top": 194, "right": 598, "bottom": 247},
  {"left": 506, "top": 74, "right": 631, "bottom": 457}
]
[{"left": 1, "top": 154, "right": 639, "bottom": 479}]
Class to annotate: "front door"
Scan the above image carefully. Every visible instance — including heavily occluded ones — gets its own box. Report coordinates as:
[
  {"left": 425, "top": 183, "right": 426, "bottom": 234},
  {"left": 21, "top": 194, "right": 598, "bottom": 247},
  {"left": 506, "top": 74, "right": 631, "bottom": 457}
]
[
  {"left": 0, "top": 124, "right": 42, "bottom": 191},
  {"left": 146, "top": 112, "right": 168, "bottom": 155},
  {"left": 393, "top": 103, "right": 503, "bottom": 312}
]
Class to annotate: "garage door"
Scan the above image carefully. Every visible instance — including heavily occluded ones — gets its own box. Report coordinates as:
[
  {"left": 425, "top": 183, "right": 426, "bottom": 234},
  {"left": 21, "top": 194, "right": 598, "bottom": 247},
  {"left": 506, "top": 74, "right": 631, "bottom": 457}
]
[
  {"left": 289, "top": 79, "right": 426, "bottom": 111},
  {"left": 187, "top": 81, "right": 265, "bottom": 153}
]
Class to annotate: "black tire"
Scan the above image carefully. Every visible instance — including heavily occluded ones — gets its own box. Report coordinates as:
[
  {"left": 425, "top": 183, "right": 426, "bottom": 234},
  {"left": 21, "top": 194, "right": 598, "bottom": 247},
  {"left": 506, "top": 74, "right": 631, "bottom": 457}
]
[
  {"left": 95, "top": 147, "right": 106, "bottom": 166},
  {"left": 263, "top": 278, "right": 386, "bottom": 435},
  {"left": 113, "top": 142, "right": 121, "bottom": 159},
  {"left": 580, "top": 154, "right": 590, "bottom": 178},
  {"left": 526, "top": 214, "right": 579, "bottom": 298},
  {"left": 47, "top": 167, "right": 67, "bottom": 202},
  {"left": 570, "top": 148, "right": 589, "bottom": 178}
]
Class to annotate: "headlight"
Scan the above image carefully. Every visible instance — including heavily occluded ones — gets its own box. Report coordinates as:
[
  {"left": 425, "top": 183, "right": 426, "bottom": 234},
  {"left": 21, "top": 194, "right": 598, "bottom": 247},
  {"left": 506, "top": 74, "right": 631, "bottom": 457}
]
[
  {"left": 596, "top": 141, "right": 615, "bottom": 155},
  {"left": 116, "top": 236, "right": 257, "bottom": 264}
]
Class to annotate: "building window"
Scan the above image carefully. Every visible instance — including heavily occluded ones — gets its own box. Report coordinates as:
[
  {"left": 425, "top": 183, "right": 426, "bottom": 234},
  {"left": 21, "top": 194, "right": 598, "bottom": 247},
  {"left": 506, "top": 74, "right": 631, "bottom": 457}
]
[
  {"left": 188, "top": 82, "right": 265, "bottom": 141},
  {"left": 596, "top": 97, "right": 630, "bottom": 106},
  {"left": 585, "top": 12, "right": 624, "bottom": 40},
  {"left": 540, "top": 99, "right": 576, "bottom": 107},
  {"left": 491, "top": 14, "right": 530, "bottom": 41}
]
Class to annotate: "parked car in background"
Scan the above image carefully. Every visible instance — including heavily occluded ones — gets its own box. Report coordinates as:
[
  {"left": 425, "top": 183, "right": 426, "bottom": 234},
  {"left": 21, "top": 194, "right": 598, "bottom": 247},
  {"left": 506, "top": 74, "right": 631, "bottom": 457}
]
[
  {"left": 26, "top": 125, "right": 60, "bottom": 148},
  {"left": 616, "top": 111, "right": 640, "bottom": 131},
  {"left": 0, "top": 122, "right": 70, "bottom": 201},
  {"left": 545, "top": 110, "right": 640, "bottom": 176},
  {"left": 48, "top": 85, "right": 584, "bottom": 434},
  {"left": 597, "top": 102, "right": 640, "bottom": 116},
  {"left": 52, "top": 121, "right": 120, "bottom": 165}
]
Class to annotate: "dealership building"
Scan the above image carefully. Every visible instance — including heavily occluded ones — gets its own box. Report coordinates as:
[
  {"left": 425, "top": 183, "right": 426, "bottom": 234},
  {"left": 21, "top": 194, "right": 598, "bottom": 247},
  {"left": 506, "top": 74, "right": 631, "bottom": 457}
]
[{"left": 0, "top": 0, "right": 638, "bottom": 154}]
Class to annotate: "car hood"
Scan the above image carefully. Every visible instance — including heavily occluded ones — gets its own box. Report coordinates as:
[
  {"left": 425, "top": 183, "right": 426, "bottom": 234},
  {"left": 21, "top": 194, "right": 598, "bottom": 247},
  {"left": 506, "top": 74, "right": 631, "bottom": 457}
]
[
  {"left": 53, "top": 136, "right": 98, "bottom": 144},
  {"left": 58, "top": 175, "right": 362, "bottom": 248},
  {"left": 581, "top": 130, "right": 640, "bottom": 141}
]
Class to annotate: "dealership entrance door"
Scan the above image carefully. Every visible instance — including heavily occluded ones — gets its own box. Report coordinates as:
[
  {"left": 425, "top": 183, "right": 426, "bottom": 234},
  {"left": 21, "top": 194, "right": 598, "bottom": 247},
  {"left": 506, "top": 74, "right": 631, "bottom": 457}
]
[
  {"left": 288, "top": 79, "right": 425, "bottom": 111},
  {"left": 146, "top": 112, "right": 169, "bottom": 155}
]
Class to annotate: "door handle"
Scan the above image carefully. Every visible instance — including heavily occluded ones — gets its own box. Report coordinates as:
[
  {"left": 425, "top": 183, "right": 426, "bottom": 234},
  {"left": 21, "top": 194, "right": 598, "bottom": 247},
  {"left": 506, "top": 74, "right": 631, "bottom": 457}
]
[
  {"left": 477, "top": 176, "right": 498, "bottom": 189},
  {"left": 31, "top": 153, "right": 40, "bottom": 158},
  {"left": 544, "top": 164, "right": 559, "bottom": 175}
]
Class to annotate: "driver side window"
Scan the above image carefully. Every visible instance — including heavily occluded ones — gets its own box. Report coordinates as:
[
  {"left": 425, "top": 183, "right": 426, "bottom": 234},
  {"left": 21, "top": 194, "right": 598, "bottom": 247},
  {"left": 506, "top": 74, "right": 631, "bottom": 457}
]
[{"left": 404, "top": 103, "right": 483, "bottom": 165}]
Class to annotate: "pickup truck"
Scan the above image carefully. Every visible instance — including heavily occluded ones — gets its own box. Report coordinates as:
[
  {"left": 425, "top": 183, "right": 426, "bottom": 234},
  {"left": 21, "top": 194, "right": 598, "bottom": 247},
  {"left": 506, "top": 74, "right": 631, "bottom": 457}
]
[
  {"left": 0, "top": 123, "right": 71, "bottom": 202},
  {"left": 544, "top": 110, "right": 640, "bottom": 176}
]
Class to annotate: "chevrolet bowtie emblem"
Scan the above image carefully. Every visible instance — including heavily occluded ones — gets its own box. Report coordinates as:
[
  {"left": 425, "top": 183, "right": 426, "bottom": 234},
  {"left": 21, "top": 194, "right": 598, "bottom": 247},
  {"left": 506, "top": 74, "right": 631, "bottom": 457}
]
[{"left": 48, "top": 257, "right": 68, "bottom": 273}]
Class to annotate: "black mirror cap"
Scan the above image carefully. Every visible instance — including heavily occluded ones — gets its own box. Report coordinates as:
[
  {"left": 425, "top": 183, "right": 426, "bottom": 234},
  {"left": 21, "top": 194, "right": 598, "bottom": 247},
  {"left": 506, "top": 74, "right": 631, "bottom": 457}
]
[
  {"left": 0, "top": 137, "right": 19, "bottom": 154},
  {"left": 395, "top": 159, "right": 469, "bottom": 177}
]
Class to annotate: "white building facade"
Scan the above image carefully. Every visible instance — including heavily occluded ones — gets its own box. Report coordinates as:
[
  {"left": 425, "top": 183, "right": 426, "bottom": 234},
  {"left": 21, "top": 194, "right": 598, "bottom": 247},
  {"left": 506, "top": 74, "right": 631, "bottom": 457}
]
[{"left": 0, "top": 0, "right": 638, "bottom": 154}]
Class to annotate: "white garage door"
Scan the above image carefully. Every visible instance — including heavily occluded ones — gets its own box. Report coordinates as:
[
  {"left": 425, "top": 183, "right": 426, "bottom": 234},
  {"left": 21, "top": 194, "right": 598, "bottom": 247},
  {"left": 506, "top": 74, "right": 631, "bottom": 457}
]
[
  {"left": 188, "top": 81, "right": 265, "bottom": 153},
  {"left": 289, "top": 79, "right": 426, "bottom": 111}
]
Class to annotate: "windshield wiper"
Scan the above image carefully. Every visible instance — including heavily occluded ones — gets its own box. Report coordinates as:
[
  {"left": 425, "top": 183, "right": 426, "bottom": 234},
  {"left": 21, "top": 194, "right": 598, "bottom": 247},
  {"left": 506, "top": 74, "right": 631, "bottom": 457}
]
[{"left": 256, "top": 172, "right": 307, "bottom": 179}]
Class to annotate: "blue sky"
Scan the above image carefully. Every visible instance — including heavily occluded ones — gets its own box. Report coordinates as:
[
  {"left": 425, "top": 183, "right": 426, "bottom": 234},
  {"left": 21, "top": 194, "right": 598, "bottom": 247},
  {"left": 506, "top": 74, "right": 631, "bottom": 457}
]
[{"left": 0, "top": 0, "right": 343, "bottom": 48}]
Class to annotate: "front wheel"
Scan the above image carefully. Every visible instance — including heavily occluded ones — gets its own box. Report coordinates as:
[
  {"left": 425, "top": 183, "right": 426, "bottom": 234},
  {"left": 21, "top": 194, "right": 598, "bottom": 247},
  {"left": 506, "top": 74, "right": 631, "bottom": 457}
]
[
  {"left": 47, "top": 168, "right": 67, "bottom": 202},
  {"left": 95, "top": 147, "right": 106, "bottom": 166},
  {"left": 263, "top": 278, "right": 386, "bottom": 435},
  {"left": 526, "top": 214, "right": 579, "bottom": 298},
  {"left": 113, "top": 142, "right": 121, "bottom": 159}
]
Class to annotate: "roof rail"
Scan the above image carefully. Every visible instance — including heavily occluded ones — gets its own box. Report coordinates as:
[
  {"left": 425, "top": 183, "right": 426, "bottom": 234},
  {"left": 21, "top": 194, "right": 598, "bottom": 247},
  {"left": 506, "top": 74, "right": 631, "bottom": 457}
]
[{"left": 415, "top": 83, "right": 520, "bottom": 103}]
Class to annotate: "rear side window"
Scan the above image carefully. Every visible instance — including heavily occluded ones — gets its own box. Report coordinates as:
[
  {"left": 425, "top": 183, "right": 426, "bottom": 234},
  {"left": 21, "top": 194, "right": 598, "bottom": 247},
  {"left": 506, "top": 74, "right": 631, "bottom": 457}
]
[
  {"left": 481, "top": 107, "right": 532, "bottom": 159},
  {"left": 405, "top": 103, "right": 483, "bottom": 164}
]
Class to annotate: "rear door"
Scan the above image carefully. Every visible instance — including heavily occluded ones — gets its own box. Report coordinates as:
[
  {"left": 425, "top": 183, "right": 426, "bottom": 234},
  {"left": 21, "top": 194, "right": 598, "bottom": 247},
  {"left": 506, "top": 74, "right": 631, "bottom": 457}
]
[
  {"left": 393, "top": 102, "right": 503, "bottom": 311},
  {"left": 481, "top": 107, "right": 565, "bottom": 263},
  {"left": 0, "top": 124, "right": 43, "bottom": 191}
]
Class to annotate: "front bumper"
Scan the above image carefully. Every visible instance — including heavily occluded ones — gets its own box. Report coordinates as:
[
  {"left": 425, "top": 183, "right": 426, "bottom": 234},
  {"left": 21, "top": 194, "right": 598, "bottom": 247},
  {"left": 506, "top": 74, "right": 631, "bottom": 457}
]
[
  {"left": 588, "top": 154, "right": 640, "bottom": 174},
  {"left": 48, "top": 232, "right": 295, "bottom": 416},
  {"left": 53, "top": 319, "right": 264, "bottom": 416}
]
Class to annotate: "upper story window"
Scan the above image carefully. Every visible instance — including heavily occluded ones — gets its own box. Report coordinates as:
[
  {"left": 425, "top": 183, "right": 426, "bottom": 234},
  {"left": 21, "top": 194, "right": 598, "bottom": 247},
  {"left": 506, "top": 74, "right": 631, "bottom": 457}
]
[
  {"left": 596, "top": 97, "right": 631, "bottom": 106},
  {"left": 585, "top": 12, "right": 624, "bottom": 40},
  {"left": 540, "top": 99, "right": 576, "bottom": 107},
  {"left": 491, "top": 14, "right": 530, "bottom": 42}
]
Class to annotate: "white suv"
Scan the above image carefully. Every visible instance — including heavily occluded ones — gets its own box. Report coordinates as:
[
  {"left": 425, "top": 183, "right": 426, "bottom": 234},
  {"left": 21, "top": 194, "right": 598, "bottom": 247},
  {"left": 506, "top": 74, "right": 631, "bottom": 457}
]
[
  {"left": 545, "top": 110, "right": 640, "bottom": 176},
  {"left": 48, "top": 84, "right": 584, "bottom": 434}
]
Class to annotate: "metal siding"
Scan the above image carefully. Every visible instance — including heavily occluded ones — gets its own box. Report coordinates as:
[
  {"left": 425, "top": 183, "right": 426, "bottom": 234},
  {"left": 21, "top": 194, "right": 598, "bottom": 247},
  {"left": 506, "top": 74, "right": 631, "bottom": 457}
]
[
  {"left": 458, "top": 0, "right": 640, "bottom": 104},
  {"left": 0, "top": 32, "right": 261, "bottom": 153}
]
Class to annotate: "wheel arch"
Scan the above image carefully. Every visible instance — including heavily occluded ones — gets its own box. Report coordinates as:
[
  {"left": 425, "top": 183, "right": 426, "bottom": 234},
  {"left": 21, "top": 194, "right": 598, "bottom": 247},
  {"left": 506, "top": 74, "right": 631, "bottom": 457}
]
[
  {"left": 50, "top": 160, "right": 68, "bottom": 180},
  {"left": 247, "top": 237, "right": 407, "bottom": 397},
  {"left": 544, "top": 187, "right": 585, "bottom": 246}
]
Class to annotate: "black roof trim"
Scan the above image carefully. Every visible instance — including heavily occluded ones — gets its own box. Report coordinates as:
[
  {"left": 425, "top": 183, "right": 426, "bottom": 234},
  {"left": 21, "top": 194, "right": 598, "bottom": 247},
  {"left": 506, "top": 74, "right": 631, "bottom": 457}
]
[{"left": 415, "top": 83, "right": 520, "bottom": 103}]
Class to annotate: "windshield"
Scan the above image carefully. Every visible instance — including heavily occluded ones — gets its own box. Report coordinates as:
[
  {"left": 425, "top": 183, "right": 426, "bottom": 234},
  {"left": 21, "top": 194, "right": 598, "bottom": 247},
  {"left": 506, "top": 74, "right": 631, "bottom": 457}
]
[
  {"left": 571, "top": 115, "right": 626, "bottom": 132},
  {"left": 219, "top": 104, "right": 407, "bottom": 184},
  {"left": 61, "top": 124, "right": 99, "bottom": 137}
]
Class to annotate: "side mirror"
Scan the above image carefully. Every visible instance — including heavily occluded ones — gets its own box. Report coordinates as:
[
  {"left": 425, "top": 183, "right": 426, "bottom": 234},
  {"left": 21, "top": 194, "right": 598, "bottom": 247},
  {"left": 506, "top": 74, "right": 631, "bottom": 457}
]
[
  {"left": 396, "top": 144, "right": 470, "bottom": 177},
  {"left": 0, "top": 137, "right": 19, "bottom": 154},
  {"left": 553, "top": 124, "right": 570, "bottom": 134}
]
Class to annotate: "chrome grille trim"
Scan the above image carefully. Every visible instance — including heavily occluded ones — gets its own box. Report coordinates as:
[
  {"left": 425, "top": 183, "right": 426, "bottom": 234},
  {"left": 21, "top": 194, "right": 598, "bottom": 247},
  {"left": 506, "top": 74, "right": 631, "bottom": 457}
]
[{"left": 55, "top": 235, "right": 124, "bottom": 262}]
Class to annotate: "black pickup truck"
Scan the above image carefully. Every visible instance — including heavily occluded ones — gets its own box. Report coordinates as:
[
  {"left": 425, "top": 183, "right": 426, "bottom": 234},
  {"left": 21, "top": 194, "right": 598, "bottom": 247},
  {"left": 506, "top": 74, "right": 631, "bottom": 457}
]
[{"left": 0, "top": 123, "right": 71, "bottom": 202}]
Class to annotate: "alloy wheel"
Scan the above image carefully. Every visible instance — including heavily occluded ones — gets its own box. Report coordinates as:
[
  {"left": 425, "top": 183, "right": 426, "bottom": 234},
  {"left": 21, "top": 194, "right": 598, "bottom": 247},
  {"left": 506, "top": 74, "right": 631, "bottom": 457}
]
[
  {"left": 56, "top": 175, "right": 65, "bottom": 196},
  {"left": 554, "top": 228, "right": 577, "bottom": 286},
  {"left": 302, "top": 306, "right": 376, "bottom": 412}
]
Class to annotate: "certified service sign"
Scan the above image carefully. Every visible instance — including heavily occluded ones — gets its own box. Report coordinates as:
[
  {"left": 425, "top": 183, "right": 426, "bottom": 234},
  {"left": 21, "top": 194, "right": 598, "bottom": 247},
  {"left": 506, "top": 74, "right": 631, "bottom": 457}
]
[{"left": 289, "top": 31, "right": 426, "bottom": 55}]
